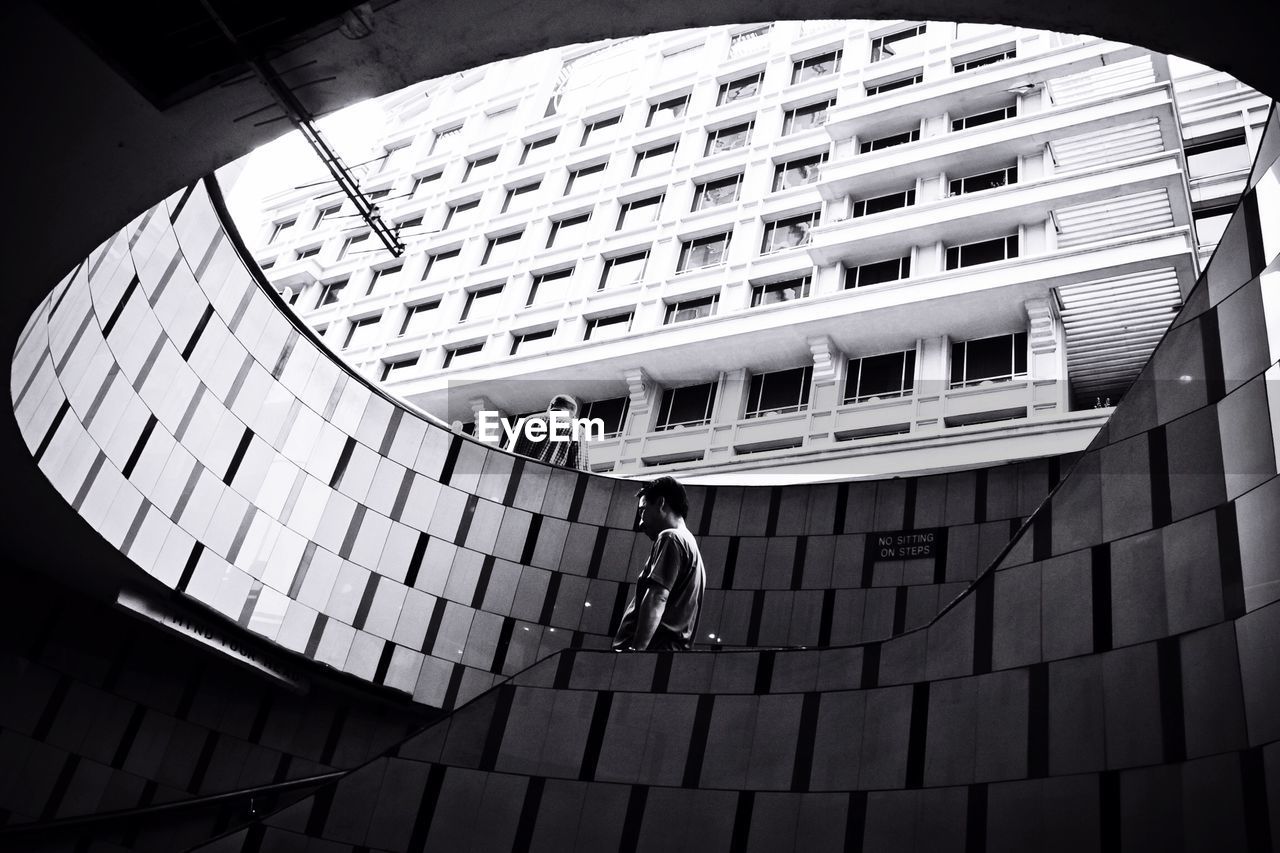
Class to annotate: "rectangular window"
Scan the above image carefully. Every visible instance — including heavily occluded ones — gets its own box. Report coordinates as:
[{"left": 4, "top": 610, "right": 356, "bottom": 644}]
[
  {"left": 945, "top": 234, "right": 1019, "bottom": 269},
  {"left": 584, "top": 312, "right": 633, "bottom": 341},
  {"left": 581, "top": 114, "right": 623, "bottom": 146},
  {"left": 443, "top": 341, "right": 484, "bottom": 367},
  {"left": 483, "top": 230, "right": 524, "bottom": 264},
  {"left": 953, "top": 47, "right": 1016, "bottom": 73},
  {"left": 338, "top": 233, "right": 369, "bottom": 259},
  {"left": 343, "top": 314, "right": 381, "bottom": 349},
  {"left": 692, "top": 173, "right": 742, "bottom": 210},
  {"left": 761, "top": 210, "right": 820, "bottom": 254},
  {"left": 366, "top": 188, "right": 391, "bottom": 201},
  {"left": 261, "top": 259, "right": 276, "bottom": 270},
  {"left": 270, "top": 218, "right": 296, "bottom": 243},
  {"left": 772, "top": 151, "right": 829, "bottom": 191},
  {"left": 380, "top": 145, "right": 411, "bottom": 173},
  {"left": 396, "top": 215, "right": 424, "bottom": 233},
  {"left": 547, "top": 213, "right": 589, "bottom": 248},
  {"left": 870, "top": 24, "right": 926, "bottom": 62},
  {"left": 665, "top": 294, "right": 719, "bottom": 324},
  {"left": 1192, "top": 204, "right": 1235, "bottom": 247},
  {"left": 430, "top": 125, "right": 463, "bottom": 154},
  {"left": 528, "top": 267, "right": 574, "bottom": 306},
  {"left": 949, "top": 165, "right": 1018, "bottom": 196},
  {"left": 565, "top": 161, "right": 608, "bottom": 195},
  {"left": 313, "top": 205, "right": 340, "bottom": 228},
  {"left": 412, "top": 172, "right": 442, "bottom": 195},
  {"left": 746, "top": 365, "right": 812, "bottom": 417},
  {"left": 296, "top": 245, "right": 321, "bottom": 260},
  {"left": 443, "top": 199, "right": 480, "bottom": 229},
  {"left": 656, "top": 382, "right": 717, "bottom": 430},
  {"left": 866, "top": 72, "right": 923, "bottom": 96},
  {"left": 511, "top": 327, "right": 555, "bottom": 355},
  {"left": 717, "top": 72, "right": 763, "bottom": 105},
  {"left": 599, "top": 250, "right": 649, "bottom": 289},
  {"left": 845, "top": 256, "right": 911, "bottom": 288},
  {"left": 423, "top": 248, "right": 460, "bottom": 282},
  {"left": 380, "top": 354, "right": 419, "bottom": 381},
  {"left": 728, "top": 25, "right": 771, "bottom": 57},
  {"left": 460, "top": 284, "right": 504, "bottom": 321},
  {"left": 463, "top": 153, "right": 499, "bottom": 181},
  {"left": 782, "top": 98, "right": 834, "bottom": 135},
  {"left": 951, "top": 103, "right": 1017, "bottom": 132},
  {"left": 705, "top": 122, "right": 753, "bottom": 156},
  {"left": 581, "top": 396, "right": 630, "bottom": 437},
  {"left": 366, "top": 263, "right": 403, "bottom": 295},
  {"left": 399, "top": 300, "right": 440, "bottom": 336},
  {"left": 950, "top": 332, "right": 1028, "bottom": 388},
  {"left": 853, "top": 188, "right": 916, "bottom": 217},
  {"left": 791, "top": 50, "right": 842, "bottom": 84},
  {"left": 617, "top": 195, "right": 664, "bottom": 230},
  {"left": 502, "top": 180, "right": 541, "bottom": 213},
  {"left": 844, "top": 349, "right": 917, "bottom": 403},
  {"left": 859, "top": 128, "right": 920, "bottom": 153},
  {"left": 521, "top": 134, "right": 557, "bottom": 164},
  {"left": 317, "top": 279, "right": 348, "bottom": 307},
  {"left": 1185, "top": 132, "right": 1251, "bottom": 179},
  {"left": 750, "top": 275, "right": 811, "bottom": 307},
  {"left": 677, "top": 232, "right": 731, "bottom": 271},
  {"left": 633, "top": 142, "right": 678, "bottom": 177},
  {"left": 647, "top": 95, "right": 690, "bottom": 127}
]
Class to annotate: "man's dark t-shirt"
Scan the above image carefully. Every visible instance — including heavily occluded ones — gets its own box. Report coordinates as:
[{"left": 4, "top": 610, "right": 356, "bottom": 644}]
[{"left": 612, "top": 526, "right": 706, "bottom": 651}]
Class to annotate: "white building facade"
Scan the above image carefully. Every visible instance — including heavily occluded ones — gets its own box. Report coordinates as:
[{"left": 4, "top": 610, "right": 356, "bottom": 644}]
[{"left": 250, "top": 21, "right": 1270, "bottom": 483}]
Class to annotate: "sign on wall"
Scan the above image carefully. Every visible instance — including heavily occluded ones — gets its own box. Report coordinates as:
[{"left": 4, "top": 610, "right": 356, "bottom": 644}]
[{"left": 868, "top": 528, "right": 945, "bottom": 561}]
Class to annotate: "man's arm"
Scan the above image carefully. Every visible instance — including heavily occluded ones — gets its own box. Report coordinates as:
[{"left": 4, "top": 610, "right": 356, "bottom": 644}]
[{"left": 628, "top": 582, "right": 670, "bottom": 650}]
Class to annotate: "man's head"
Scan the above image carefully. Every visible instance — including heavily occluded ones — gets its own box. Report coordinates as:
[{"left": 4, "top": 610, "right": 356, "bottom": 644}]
[
  {"left": 635, "top": 476, "right": 688, "bottom": 539},
  {"left": 547, "top": 394, "right": 579, "bottom": 416}
]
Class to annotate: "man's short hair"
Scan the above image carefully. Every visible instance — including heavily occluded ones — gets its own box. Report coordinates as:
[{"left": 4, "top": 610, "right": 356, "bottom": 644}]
[
  {"left": 636, "top": 475, "right": 689, "bottom": 519},
  {"left": 548, "top": 393, "right": 578, "bottom": 413}
]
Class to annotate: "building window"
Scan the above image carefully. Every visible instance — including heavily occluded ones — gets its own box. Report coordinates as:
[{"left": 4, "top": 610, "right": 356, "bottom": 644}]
[
  {"left": 750, "top": 275, "right": 811, "bottom": 307},
  {"left": 581, "top": 114, "right": 623, "bottom": 146},
  {"left": 791, "top": 50, "right": 842, "bottom": 84},
  {"left": 845, "top": 256, "right": 911, "bottom": 288},
  {"left": 343, "top": 314, "right": 381, "bottom": 349},
  {"left": 772, "top": 152, "right": 828, "bottom": 191},
  {"left": 443, "top": 199, "right": 480, "bottom": 229},
  {"left": 317, "top": 279, "right": 348, "bottom": 307},
  {"left": 617, "top": 195, "right": 664, "bottom": 230},
  {"left": 729, "top": 25, "right": 771, "bottom": 56},
  {"left": 463, "top": 153, "right": 499, "bottom": 181},
  {"left": 483, "top": 230, "right": 524, "bottom": 264},
  {"left": 950, "top": 332, "right": 1028, "bottom": 388},
  {"left": 296, "top": 245, "right": 321, "bottom": 260},
  {"left": 502, "top": 181, "right": 541, "bottom": 213},
  {"left": 581, "top": 396, "right": 629, "bottom": 437},
  {"left": 845, "top": 349, "right": 917, "bottom": 402},
  {"left": 853, "top": 188, "right": 916, "bottom": 218},
  {"left": 430, "top": 125, "right": 463, "bottom": 154},
  {"left": 399, "top": 300, "right": 440, "bottom": 336},
  {"left": 423, "top": 248, "right": 460, "bottom": 282},
  {"left": 953, "top": 47, "right": 1016, "bottom": 73},
  {"left": 584, "top": 312, "right": 633, "bottom": 341},
  {"left": 717, "top": 72, "right": 763, "bottom": 105},
  {"left": 412, "top": 172, "right": 442, "bottom": 195},
  {"left": 705, "top": 121, "right": 754, "bottom": 156},
  {"left": 677, "top": 232, "right": 731, "bottom": 271},
  {"left": 665, "top": 294, "right": 719, "bottom": 324},
  {"left": 746, "top": 365, "right": 812, "bottom": 417},
  {"left": 945, "top": 234, "right": 1019, "bottom": 269},
  {"left": 366, "top": 263, "right": 403, "bottom": 295},
  {"left": 396, "top": 215, "right": 423, "bottom": 233},
  {"left": 599, "top": 250, "right": 649, "bottom": 289},
  {"left": 460, "top": 284, "right": 504, "bottom": 321},
  {"left": 1193, "top": 204, "right": 1235, "bottom": 247},
  {"left": 633, "top": 142, "right": 678, "bottom": 178},
  {"left": 443, "top": 341, "right": 484, "bottom": 367},
  {"left": 565, "top": 161, "right": 608, "bottom": 195},
  {"left": 521, "top": 134, "right": 558, "bottom": 164},
  {"left": 380, "top": 354, "right": 419, "bottom": 381},
  {"left": 951, "top": 103, "right": 1017, "bottom": 132},
  {"left": 285, "top": 287, "right": 301, "bottom": 305},
  {"left": 380, "top": 144, "right": 412, "bottom": 173},
  {"left": 870, "top": 24, "right": 926, "bottom": 62},
  {"left": 949, "top": 165, "right": 1018, "bottom": 196},
  {"left": 511, "top": 327, "right": 555, "bottom": 355},
  {"left": 761, "top": 210, "right": 820, "bottom": 254},
  {"left": 647, "top": 95, "right": 690, "bottom": 127},
  {"left": 260, "top": 259, "right": 276, "bottom": 270},
  {"left": 528, "top": 267, "right": 574, "bottom": 305},
  {"left": 656, "top": 382, "right": 717, "bottom": 430},
  {"left": 1185, "top": 132, "right": 1251, "bottom": 179},
  {"left": 782, "top": 98, "right": 834, "bottom": 135},
  {"left": 859, "top": 128, "right": 920, "bottom": 153},
  {"left": 692, "top": 173, "right": 742, "bottom": 210},
  {"left": 547, "top": 213, "right": 589, "bottom": 249},
  {"left": 367, "top": 188, "right": 391, "bottom": 201},
  {"left": 313, "top": 205, "right": 340, "bottom": 228},
  {"left": 866, "top": 71, "right": 923, "bottom": 96},
  {"left": 270, "top": 218, "right": 296, "bottom": 243}
]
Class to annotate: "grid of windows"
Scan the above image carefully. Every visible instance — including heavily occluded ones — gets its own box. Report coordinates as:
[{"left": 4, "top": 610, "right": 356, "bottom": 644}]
[
  {"left": 423, "top": 249, "right": 460, "bottom": 281},
  {"left": 442, "top": 341, "right": 484, "bottom": 367},
  {"left": 443, "top": 199, "right": 480, "bottom": 229},
  {"left": 483, "top": 230, "right": 524, "bottom": 264},
  {"left": 581, "top": 114, "right": 622, "bottom": 146},
  {"left": 510, "top": 327, "right": 555, "bottom": 355},
  {"left": 463, "top": 153, "right": 499, "bottom": 181},
  {"left": 502, "top": 181, "right": 541, "bottom": 213},
  {"left": 772, "top": 152, "right": 828, "bottom": 191},
  {"left": 859, "top": 128, "right": 920, "bottom": 153},
  {"left": 718, "top": 73, "right": 763, "bottom": 105},
  {"left": 520, "top": 134, "right": 557, "bottom": 164},
  {"left": 853, "top": 188, "right": 916, "bottom": 217},
  {"left": 761, "top": 210, "right": 820, "bottom": 254},
  {"left": 782, "top": 98, "right": 834, "bottom": 134},
  {"left": 677, "top": 232, "right": 731, "bottom": 271},
  {"left": 945, "top": 234, "right": 1019, "bottom": 269},
  {"left": 317, "top": 279, "right": 348, "bottom": 307},
  {"left": 949, "top": 165, "right": 1018, "bottom": 196},
  {"left": 399, "top": 300, "right": 440, "bottom": 336},
  {"left": 565, "top": 161, "right": 608, "bottom": 195},
  {"left": 656, "top": 382, "right": 717, "bottom": 430},
  {"left": 617, "top": 195, "right": 664, "bottom": 230},
  {"left": 845, "top": 256, "right": 911, "bottom": 288},
  {"left": 866, "top": 72, "right": 922, "bottom": 96},
  {"left": 791, "top": 50, "right": 842, "bottom": 84},
  {"left": 746, "top": 366, "right": 812, "bottom": 417},
  {"left": 599, "top": 251, "right": 649, "bottom": 289},
  {"left": 665, "top": 293, "right": 719, "bottom": 324},
  {"left": 527, "top": 267, "right": 574, "bottom": 305},
  {"left": 952, "top": 103, "right": 1017, "bottom": 132},
  {"left": 870, "top": 24, "right": 926, "bottom": 62},
  {"left": 844, "top": 349, "right": 917, "bottom": 402},
  {"left": 633, "top": 142, "right": 678, "bottom": 177},
  {"left": 950, "top": 332, "right": 1028, "bottom": 387},
  {"left": 705, "top": 122, "right": 753, "bottom": 155},
  {"left": 750, "top": 275, "right": 811, "bottom": 307},
  {"left": 954, "top": 47, "right": 1016, "bottom": 73},
  {"left": 343, "top": 314, "right": 381, "bottom": 349},
  {"left": 584, "top": 312, "right": 633, "bottom": 341},
  {"left": 648, "top": 95, "right": 690, "bottom": 126},
  {"left": 380, "top": 354, "right": 419, "bottom": 380},
  {"left": 692, "top": 174, "right": 742, "bottom": 210},
  {"left": 580, "top": 396, "right": 629, "bottom": 437},
  {"left": 547, "top": 214, "right": 589, "bottom": 248}
]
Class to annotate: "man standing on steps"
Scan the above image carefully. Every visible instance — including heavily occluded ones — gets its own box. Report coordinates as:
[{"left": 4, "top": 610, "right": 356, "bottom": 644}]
[{"left": 612, "top": 476, "right": 706, "bottom": 652}]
